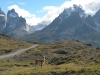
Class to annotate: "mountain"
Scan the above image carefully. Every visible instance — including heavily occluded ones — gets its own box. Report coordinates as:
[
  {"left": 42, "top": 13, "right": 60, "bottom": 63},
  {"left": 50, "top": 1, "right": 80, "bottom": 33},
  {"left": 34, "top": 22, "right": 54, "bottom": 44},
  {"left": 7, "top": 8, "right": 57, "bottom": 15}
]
[
  {"left": 24, "top": 5, "right": 100, "bottom": 47},
  {"left": 93, "top": 9, "right": 100, "bottom": 28},
  {"left": 0, "top": 8, "right": 7, "bottom": 31},
  {"left": 28, "top": 21, "right": 50, "bottom": 33},
  {"left": 0, "top": 8, "right": 29, "bottom": 38},
  {"left": 29, "top": 23, "right": 47, "bottom": 33}
]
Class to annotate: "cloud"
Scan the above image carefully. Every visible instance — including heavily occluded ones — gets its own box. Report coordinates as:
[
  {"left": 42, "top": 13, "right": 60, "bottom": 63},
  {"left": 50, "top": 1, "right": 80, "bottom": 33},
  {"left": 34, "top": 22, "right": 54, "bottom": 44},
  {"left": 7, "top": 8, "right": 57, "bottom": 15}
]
[
  {"left": 61, "top": 0, "right": 100, "bottom": 15},
  {"left": 8, "top": 0, "right": 100, "bottom": 26},
  {"left": 8, "top": 5, "right": 34, "bottom": 18},
  {"left": 8, "top": 5, "right": 42, "bottom": 25},
  {"left": 83, "top": 2, "right": 100, "bottom": 15},
  {"left": 42, "top": 6, "right": 61, "bottom": 23},
  {"left": 41, "top": 0, "right": 100, "bottom": 23}
]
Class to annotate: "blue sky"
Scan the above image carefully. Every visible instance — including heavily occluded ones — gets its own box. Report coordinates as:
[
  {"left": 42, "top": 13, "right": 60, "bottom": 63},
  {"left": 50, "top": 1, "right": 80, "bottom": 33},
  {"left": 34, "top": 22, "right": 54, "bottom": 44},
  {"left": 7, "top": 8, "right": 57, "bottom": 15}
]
[
  {"left": 0, "top": 0, "right": 100, "bottom": 25},
  {"left": 0, "top": 0, "right": 68, "bottom": 16}
]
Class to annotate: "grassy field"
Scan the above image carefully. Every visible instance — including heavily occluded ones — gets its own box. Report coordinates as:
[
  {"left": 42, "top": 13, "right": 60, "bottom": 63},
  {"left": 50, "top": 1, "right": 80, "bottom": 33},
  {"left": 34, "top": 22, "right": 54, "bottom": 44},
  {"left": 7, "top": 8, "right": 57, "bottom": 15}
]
[
  {"left": 0, "top": 34, "right": 32, "bottom": 55},
  {"left": 0, "top": 39, "right": 100, "bottom": 75},
  {"left": 0, "top": 60, "right": 100, "bottom": 75}
]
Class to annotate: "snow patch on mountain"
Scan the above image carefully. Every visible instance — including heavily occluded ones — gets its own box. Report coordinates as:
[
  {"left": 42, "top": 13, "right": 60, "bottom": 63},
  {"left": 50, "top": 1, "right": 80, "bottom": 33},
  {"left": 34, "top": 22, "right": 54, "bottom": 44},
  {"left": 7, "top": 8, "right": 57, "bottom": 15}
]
[
  {"left": 95, "top": 22, "right": 100, "bottom": 28},
  {"left": 24, "top": 25, "right": 29, "bottom": 32},
  {"left": 9, "top": 23, "right": 16, "bottom": 29},
  {"left": 0, "top": 14, "right": 5, "bottom": 16},
  {"left": 9, "top": 13, "right": 18, "bottom": 17},
  {"left": 60, "top": 8, "right": 72, "bottom": 20},
  {"left": 59, "top": 5, "right": 86, "bottom": 23},
  {"left": 55, "top": 27, "right": 58, "bottom": 31}
]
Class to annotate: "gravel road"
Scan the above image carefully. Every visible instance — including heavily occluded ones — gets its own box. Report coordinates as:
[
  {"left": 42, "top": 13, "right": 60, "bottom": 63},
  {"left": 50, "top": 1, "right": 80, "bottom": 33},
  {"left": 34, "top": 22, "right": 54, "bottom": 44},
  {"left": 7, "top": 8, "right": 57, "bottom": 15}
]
[{"left": 0, "top": 44, "right": 38, "bottom": 59}]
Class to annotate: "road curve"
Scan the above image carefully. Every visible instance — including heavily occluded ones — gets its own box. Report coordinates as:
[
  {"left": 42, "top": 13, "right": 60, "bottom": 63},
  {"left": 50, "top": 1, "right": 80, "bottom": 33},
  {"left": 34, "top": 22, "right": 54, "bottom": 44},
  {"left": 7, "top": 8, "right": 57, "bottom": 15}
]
[{"left": 0, "top": 44, "right": 38, "bottom": 59}]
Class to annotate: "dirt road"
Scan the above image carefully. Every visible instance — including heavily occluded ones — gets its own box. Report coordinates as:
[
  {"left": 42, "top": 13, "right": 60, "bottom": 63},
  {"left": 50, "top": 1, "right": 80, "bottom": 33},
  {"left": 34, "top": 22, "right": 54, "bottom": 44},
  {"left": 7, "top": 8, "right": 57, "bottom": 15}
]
[{"left": 0, "top": 44, "right": 38, "bottom": 59}]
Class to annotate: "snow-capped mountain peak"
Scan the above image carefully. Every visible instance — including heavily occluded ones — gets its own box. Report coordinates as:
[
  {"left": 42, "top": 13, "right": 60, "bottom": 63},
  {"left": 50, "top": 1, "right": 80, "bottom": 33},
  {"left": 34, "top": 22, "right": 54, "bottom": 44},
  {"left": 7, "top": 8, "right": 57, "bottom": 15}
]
[
  {"left": 0, "top": 8, "right": 30, "bottom": 38},
  {"left": 7, "top": 9, "right": 18, "bottom": 18},
  {"left": 60, "top": 5, "right": 86, "bottom": 21},
  {"left": 9, "top": 13, "right": 18, "bottom": 17}
]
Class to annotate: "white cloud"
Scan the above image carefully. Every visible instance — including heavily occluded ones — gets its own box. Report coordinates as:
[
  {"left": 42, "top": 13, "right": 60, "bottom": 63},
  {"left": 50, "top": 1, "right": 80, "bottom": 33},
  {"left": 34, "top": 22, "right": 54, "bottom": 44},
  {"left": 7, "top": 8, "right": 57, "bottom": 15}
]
[
  {"left": 61, "top": 0, "right": 100, "bottom": 15},
  {"left": 8, "top": 0, "right": 100, "bottom": 26},
  {"left": 41, "top": 0, "right": 100, "bottom": 23},
  {"left": 83, "top": 2, "right": 100, "bottom": 15},
  {"left": 8, "top": 5, "right": 34, "bottom": 18},
  {"left": 42, "top": 6, "right": 60, "bottom": 23},
  {"left": 8, "top": 5, "right": 42, "bottom": 25}
]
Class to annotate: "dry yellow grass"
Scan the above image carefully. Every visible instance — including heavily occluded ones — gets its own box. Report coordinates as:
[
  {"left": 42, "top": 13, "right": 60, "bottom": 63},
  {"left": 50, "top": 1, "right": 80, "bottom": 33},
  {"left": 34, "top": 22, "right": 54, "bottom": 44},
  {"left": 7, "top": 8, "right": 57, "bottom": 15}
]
[
  {"left": 0, "top": 34, "right": 32, "bottom": 55},
  {"left": 0, "top": 63, "right": 100, "bottom": 75}
]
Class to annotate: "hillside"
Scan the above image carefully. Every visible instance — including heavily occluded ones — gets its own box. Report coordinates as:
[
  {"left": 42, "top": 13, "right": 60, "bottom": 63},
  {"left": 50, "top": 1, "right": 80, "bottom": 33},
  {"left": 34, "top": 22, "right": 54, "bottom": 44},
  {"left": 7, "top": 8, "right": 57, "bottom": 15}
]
[
  {"left": 0, "top": 34, "right": 32, "bottom": 55},
  {"left": 0, "top": 40, "right": 99, "bottom": 75},
  {"left": 26, "top": 40, "right": 100, "bottom": 65}
]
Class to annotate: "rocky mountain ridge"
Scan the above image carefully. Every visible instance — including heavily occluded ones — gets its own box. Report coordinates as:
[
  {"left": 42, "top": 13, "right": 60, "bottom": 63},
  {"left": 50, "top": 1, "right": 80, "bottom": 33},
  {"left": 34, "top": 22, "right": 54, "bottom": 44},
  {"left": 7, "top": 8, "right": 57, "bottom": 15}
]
[
  {"left": 0, "top": 8, "right": 29, "bottom": 38},
  {"left": 0, "top": 8, "right": 7, "bottom": 31},
  {"left": 24, "top": 5, "right": 100, "bottom": 47}
]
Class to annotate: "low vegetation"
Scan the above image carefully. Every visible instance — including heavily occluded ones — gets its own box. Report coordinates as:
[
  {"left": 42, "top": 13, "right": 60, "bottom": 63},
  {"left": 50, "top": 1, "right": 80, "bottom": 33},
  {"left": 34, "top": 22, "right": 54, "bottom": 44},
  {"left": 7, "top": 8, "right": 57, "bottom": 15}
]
[
  {"left": 0, "top": 34, "right": 32, "bottom": 55},
  {"left": 0, "top": 39, "right": 100, "bottom": 75}
]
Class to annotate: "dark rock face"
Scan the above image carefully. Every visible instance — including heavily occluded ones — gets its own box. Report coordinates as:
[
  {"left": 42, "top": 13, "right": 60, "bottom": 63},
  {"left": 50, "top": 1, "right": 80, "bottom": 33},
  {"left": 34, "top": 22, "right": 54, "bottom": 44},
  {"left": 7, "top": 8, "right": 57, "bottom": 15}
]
[
  {"left": 6, "top": 9, "right": 27, "bottom": 32},
  {"left": 93, "top": 9, "right": 100, "bottom": 28}
]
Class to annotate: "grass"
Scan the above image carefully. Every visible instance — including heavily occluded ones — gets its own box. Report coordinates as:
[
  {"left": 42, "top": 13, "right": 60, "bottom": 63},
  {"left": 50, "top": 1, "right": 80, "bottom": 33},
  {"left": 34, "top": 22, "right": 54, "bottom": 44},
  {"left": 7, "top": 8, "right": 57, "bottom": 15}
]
[
  {"left": 0, "top": 34, "right": 32, "bottom": 55},
  {"left": 23, "top": 40, "right": 100, "bottom": 65},
  {"left": 0, "top": 60, "right": 100, "bottom": 75},
  {"left": 0, "top": 39, "right": 100, "bottom": 75}
]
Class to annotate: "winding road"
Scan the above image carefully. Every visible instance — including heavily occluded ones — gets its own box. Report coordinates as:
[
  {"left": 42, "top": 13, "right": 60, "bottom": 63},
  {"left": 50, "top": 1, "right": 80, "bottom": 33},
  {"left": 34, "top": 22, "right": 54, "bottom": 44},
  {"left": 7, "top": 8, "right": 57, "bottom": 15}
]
[{"left": 0, "top": 44, "right": 38, "bottom": 60}]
